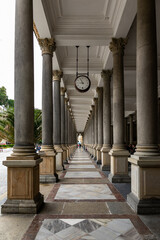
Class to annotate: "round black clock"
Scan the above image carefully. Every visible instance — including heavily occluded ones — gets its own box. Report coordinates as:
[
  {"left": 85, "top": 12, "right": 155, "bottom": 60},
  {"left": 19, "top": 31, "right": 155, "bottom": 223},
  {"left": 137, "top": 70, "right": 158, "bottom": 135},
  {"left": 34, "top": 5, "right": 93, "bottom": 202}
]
[{"left": 75, "top": 75, "right": 91, "bottom": 93}]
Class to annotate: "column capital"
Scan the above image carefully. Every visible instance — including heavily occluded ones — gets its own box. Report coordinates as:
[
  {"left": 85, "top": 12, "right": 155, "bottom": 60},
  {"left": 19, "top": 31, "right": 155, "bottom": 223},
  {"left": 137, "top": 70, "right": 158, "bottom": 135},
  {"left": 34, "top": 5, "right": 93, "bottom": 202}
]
[
  {"left": 96, "top": 87, "right": 103, "bottom": 93},
  {"left": 64, "top": 97, "right": 69, "bottom": 104},
  {"left": 109, "top": 38, "right": 127, "bottom": 55},
  {"left": 101, "top": 69, "right": 112, "bottom": 81},
  {"left": 93, "top": 97, "right": 98, "bottom": 103},
  {"left": 53, "top": 70, "right": 63, "bottom": 81},
  {"left": 91, "top": 105, "right": 95, "bottom": 110},
  {"left": 38, "top": 38, "right": 56, "bottom": 56},
  {"left": 60, "top": 87, "right": 66, "bottom": 96}
]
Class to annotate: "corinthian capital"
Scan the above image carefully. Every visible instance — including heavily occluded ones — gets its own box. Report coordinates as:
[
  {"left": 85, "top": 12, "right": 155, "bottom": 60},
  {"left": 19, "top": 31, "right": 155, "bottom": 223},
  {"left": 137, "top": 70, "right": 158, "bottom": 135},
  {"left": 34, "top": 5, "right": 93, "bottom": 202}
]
[
  {"left": 109, "top": 38, "right": 127, "bottom": 55},
  {"left": 60, "top": 87, "right": 66, "bottom": 96},
  {"left": 52, "top": 70, "right": 63, "bottom": 81},
  {"left": 101, "top": 69, "right": 112, "bottom": 81},
  {"left": 38, "top": 38, "right": 56, "bottom": 55}
]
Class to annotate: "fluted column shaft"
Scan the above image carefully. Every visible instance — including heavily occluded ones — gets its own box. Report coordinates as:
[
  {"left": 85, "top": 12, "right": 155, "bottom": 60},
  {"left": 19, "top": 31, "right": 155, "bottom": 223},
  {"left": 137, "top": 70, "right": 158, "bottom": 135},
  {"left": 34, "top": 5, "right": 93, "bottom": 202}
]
[
  {"left": 110, "top": 38, "right": 127, "bottom": 149},
  {"left": 53, "top": 70, "right": 63, "bottom": 147},
  {"left": 65, "top": 98, "right": 69, "bottom": 146},
  {"left": 108, "top": 38, "right": 130, "bottom": 183},
  {"left": 39, "top": 38, "right": 55, "bottom": 149},
  {"left": 13, "top": 0, "right": 35, "bottom": 155},
  {"left": 101, "top": 70, "right": 112, "bottom": 170},
  {"left": 129, "top": 114, "right": 133, "bottom": 145},
  {"left": 102, "top": 70, "right": 112, "bottom": 147},
  {"left": 136, "top": 0, "right": 158, "bottom": 154},
  {"left": 97, "top": 88, "right": 103, "bottom": 146},
  {"left": 61, "top": 88, "right": 66, "bottom": 145},
  {"left": 96, "top": 87, "right": 103, "bottom": 163}
]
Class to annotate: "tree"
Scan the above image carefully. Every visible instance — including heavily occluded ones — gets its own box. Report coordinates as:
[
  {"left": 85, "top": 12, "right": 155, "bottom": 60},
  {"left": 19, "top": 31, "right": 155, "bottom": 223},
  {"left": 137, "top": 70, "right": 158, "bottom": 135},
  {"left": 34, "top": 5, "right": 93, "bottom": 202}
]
[
  {"left": 0, "top": 108, "right": 14, "bottom": 143},
  {"left": 7, "top": 99, "right": 14, "bottom": 108},
  {"left": 0, "top": 108, "right": 42, "bottom": 145},
  {"left": 34, "top": 109, "right": 42, "bottom": 144},
  {"left": 0, "top": 86, "right": 8, "bottom": 107}
]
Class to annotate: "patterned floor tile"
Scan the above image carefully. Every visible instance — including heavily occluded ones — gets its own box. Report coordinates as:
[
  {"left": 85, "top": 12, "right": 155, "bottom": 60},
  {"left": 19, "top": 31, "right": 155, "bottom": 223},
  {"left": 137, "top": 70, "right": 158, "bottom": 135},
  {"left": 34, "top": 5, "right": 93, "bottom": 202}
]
[
  {"left": 55, "top": 226, "right": 86, "bottom": 239},
  {"left": 55, "top": 184, "right": 116, "bottom": 200},
  {"left": 35, "top": 219, "right": 143, "bottom": 240},
  {"left": 64, "top": 171, "right": 102, "bottom": 178}
]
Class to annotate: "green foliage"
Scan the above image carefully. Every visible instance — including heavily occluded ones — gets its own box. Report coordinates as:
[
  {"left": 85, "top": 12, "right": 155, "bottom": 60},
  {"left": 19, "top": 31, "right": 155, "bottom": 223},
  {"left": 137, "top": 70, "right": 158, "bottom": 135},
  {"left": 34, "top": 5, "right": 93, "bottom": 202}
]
[
  {"left": 0, "top": 86, "right": 8, "bottom": 106},
  {"left": 0, "top": 144, "right": 14, "bottom": 148},
  {"left": 34, "top": 109, "right": 42, "bottom": 144},
  {"left": 0, "top": 108, "right": 14, "bottom": 143},
  {"left": 7, "top": 99, "right": 14, "bottom": 108},
  {"left": 0, "top": 107, "right": 42, "bottom": 145}
]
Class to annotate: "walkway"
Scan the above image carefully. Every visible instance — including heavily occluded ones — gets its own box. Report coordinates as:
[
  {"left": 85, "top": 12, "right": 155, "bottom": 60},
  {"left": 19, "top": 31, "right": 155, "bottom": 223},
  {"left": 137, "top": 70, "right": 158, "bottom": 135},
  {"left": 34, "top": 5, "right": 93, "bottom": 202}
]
[{"left": 22, "top": 148, "right": 156, "bottom": 240}]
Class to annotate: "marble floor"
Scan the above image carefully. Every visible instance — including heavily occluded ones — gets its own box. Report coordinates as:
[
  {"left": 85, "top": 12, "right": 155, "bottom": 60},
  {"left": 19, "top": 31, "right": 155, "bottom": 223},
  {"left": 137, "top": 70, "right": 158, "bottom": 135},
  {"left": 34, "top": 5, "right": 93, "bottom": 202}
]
[
  {"left": 55, "top": 184, "right": 116, "bottom": 200},
  {"left": 21, "top": 149, "right": 157, "bottom": 240},
  {"left": 35, "top": 218, "right": 143, "bottom": 240},
  {"left": 64, "top": 171, "right": 102, "bottom": 178},
  {"left": 69, "top": 165, "right": 95, "bottom": 169}
]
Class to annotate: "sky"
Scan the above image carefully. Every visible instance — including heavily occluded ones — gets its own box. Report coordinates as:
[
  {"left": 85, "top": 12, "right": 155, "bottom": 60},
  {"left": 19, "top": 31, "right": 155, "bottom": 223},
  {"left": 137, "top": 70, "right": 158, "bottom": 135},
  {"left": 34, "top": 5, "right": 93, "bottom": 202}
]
[{"left": 0, "top": 0, "right": 42, "bottom": 109}]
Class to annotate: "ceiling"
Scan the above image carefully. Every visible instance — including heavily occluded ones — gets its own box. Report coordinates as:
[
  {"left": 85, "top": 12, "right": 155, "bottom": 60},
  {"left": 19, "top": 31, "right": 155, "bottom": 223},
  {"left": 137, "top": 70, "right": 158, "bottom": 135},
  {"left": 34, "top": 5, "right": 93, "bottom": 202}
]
[{"left": 33, "top": 0, "right": 160, "bottom": 132}]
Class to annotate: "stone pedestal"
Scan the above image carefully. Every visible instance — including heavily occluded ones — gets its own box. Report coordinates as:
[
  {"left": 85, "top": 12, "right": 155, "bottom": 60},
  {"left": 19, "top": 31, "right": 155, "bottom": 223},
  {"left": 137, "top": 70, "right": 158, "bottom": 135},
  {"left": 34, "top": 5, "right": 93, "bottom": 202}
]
[
  {"left": 2, "top": 156, "right": 43, "bottom": 214},
  {"left": 127, "top": 155, "right": 160, "bottom": 214},
  {"left": 40, "top": 147, "right": 58, "bottom": 183},
  {"left": 101, "top": 145, "right": 111, "bottom": 171},
  {"left": 109, "top": 148, "right": 130, "bottom": 183},
  {"left": 54, "top": 145, "right": 64, "bottom": 171},
  {"left": 96, "top": 145, "right": 102, "bottom": 164}
]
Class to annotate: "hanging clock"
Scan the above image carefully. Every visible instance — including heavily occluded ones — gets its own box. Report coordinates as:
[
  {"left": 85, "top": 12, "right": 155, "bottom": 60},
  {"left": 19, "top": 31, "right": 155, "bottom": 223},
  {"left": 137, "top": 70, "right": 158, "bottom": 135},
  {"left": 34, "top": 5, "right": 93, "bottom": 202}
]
[
  {"left": 74, "top": 46, "right": 91, "bottom": 93},
  {"left": 75, "top": 75, "right": 91, "bottom": 93}
]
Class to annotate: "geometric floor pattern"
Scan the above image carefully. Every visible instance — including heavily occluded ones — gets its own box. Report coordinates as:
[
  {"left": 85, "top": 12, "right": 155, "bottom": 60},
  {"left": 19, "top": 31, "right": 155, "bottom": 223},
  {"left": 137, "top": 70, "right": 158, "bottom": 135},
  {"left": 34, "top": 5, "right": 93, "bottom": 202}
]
[
  {"left": 35, "top": 218, "right": 143, "bottom": 240},
  {"left": 22, "top": 148, "right": 156, "bottom": 240},
  {"left": 55, "top": 184, "right": 116, "bottom": 200}
]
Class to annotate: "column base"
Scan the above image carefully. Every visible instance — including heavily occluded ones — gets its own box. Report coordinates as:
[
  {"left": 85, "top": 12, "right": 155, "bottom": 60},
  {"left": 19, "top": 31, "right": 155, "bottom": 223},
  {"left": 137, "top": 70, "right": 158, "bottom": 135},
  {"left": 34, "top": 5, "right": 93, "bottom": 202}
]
[
  {"left": 109, "top": 148, "right": 130, "bottom": 183},
  {"left": 40, "top": 173, "right": 58, "bottom": 183},
  {"left": 1, "top": 192, "right": 44, "bottom": 214},
  {"left": 101, "top": 165, "right": 110, "bottom": 171},
  {"left": 127, "top": 192, "right": 160, "bottom": 214},
  {"left": 128, "top": 154, "right": 160, "bottom": 214},
  {"left": 40, "top": 150, "right": 58, "bottom": 183},
  {"left": 96, "top": 145, "right": 102, "bottom": 164},
  {"left": 108, "top": 173, "right": 131, "bottom": 183},
  {"left": 101, "top": 146, "right": 111, "bottom": 171},
  {"left": 2, "top": 156, "right": 44, "bottom": 214}
]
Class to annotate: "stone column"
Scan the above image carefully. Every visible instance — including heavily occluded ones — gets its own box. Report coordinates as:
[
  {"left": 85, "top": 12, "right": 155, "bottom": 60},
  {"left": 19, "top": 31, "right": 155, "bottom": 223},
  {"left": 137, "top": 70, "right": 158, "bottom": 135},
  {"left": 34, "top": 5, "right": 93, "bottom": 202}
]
[
  {"left": 38, "top": 38, "right": 58, "bottom": 183},
  {"left": 91, "top": 105, "right": 95, "bottom": 157},
  {"left": 96, "top": 87, "right": 103, "bottom": 164},
  {"left": 61, "top": 87, "right": 67, "bottom": 164},
  {"left": 129, "top": 114, "right": 133, "bottom": 144},
  {"left": 1, "top": 0, "right": 43, "bottom": 214},
  {"left": 124, "top": 118, "right": 128, "bottom": 145},
  {"left": 127, "top": 0, "right": 160, "bottom": 214},
  {"left": 93, "top": 98, "right": 98, "bottom": 160},
  {"left": 53, "top": 70, "right": 64, "bottom": 170},
  {"left": 101, "top": 70, "right": 112, "bottom": 171},
  {"left": 64, "top": 97, "right": 69, "bottom": 161},
  {"left": 109, "top": 38, "right": 130, "bottom": 183}
]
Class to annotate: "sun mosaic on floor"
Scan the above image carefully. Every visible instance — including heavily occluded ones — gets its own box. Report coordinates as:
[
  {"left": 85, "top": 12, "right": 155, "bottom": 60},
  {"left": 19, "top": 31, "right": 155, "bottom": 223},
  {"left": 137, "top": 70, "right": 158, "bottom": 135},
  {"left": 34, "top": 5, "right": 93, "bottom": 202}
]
[{"left": 22, "top": 149, "right": 156, "bottom": 240}]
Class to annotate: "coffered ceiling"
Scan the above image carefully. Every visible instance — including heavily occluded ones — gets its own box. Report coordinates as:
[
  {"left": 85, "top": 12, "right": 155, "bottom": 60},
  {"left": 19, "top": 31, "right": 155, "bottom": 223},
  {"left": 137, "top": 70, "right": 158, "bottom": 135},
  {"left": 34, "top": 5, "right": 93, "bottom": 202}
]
[{"left": 33, "top": 0, "right": 160, "bottom": 133}]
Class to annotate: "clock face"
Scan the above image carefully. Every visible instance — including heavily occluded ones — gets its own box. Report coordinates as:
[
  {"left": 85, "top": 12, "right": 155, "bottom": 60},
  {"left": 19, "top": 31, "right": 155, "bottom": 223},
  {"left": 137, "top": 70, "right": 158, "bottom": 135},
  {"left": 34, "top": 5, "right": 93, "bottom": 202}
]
[{"left": 75, "top": 75, "right": 91, "bottom": 92}]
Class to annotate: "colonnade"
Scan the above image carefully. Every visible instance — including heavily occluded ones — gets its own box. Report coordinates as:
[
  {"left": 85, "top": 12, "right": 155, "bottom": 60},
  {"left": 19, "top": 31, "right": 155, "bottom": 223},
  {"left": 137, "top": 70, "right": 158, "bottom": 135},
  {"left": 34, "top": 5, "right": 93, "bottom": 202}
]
[
  {"left": 1, "top": 0, "right": 160, "bottom": 215},
  {"left": 1, "top": 0, "right": 77, "bottom": 214},
  {"left": 84, "top": 0, "right": 160, "bottom": 214}
]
